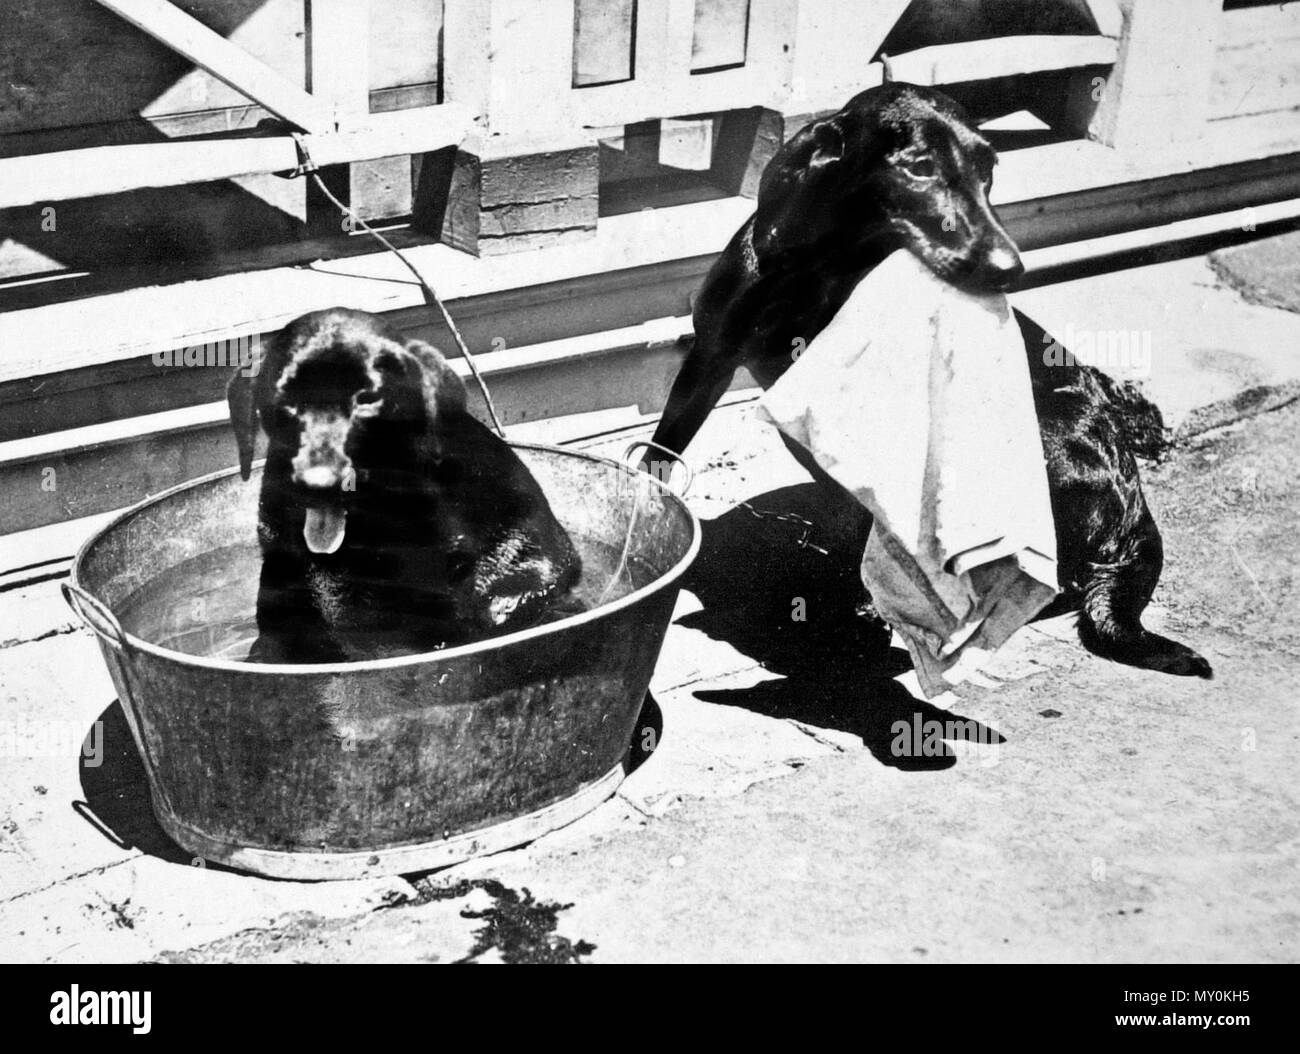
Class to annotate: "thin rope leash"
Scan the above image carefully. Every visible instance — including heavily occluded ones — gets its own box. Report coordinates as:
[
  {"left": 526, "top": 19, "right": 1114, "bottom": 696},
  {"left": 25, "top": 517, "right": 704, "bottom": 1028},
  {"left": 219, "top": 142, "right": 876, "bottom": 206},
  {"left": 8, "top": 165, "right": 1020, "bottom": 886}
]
[
  {"left": 737, "top": 501, "right": 828, "bottom": 555},
  {"left": 291, "top": 133, "right": 506, "bottom": 437},
  {"left": 595, "top": 440, "right": 695, "bottom": 605}
]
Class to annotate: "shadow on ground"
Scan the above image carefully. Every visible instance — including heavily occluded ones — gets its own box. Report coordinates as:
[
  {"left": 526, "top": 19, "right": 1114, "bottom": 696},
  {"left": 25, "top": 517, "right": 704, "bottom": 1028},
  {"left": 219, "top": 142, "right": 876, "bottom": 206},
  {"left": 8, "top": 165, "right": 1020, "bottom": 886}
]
[
  {"left": 680, "top": 484, "right": 1005, "bottom": 770},
  {"left": 77, "top": 702, "right": 229, "bottom": 869},
  {"left": 77, "top": 691, "right": 667, "bottom": 872},
  {"left": 626, "top": 692, "right": 663, "bottom": 775}
]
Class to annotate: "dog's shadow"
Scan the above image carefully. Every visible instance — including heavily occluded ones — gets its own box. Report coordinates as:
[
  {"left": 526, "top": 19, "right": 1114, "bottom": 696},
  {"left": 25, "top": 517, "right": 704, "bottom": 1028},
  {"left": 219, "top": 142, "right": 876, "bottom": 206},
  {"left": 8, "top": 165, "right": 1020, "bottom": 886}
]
[{"left": 679, "top": 484, "right": 1003, "bottom": 770}]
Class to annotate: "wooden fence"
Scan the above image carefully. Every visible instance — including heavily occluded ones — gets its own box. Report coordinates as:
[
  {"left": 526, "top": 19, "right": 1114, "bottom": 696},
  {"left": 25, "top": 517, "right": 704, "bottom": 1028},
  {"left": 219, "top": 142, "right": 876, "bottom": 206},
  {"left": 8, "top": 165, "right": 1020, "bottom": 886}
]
[{"left": 2, "top": 0, "right": 1299, "bottom": 540}]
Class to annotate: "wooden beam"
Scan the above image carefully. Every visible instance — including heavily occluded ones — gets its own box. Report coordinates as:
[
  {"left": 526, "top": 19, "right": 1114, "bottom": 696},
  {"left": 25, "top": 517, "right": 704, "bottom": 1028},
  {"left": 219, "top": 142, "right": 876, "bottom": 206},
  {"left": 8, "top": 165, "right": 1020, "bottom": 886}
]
[
  {"left": 440, "top": 0, "right": 492, "bottom": 113},
  {"left": 1084, "top": 0, "right": 1125, "bottom": 38},
  {"left": 788, "top": 0, "right": 908, "bottom": 112},
  {"left": 1211, "top": 2, "right": 1300, "bottom": 120},
  {"left": 0, "top": 254, "right": 710, "bottom": 441},
  {"left": 0, "top": 103, "right": 472, "bottom": 210},
  {"left": 92, "top": 0, "right": 333, "bottom": 132},
  {"left": 1080, "top": 0, "right": 1221, "bottom": 149},
  {"left": 307, "top": 0, "right": 371, "bottom": 128},
  {"left": 882, "top": 35, "right": 1120, "bottom": 87}
]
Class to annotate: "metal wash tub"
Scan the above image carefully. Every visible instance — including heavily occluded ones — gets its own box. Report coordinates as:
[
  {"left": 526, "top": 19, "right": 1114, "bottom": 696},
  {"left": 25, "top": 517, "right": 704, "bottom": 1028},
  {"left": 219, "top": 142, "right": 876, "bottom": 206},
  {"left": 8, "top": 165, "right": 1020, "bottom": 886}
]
[{"left": 63, "top": 444, "right": 699, "bottom": 880}]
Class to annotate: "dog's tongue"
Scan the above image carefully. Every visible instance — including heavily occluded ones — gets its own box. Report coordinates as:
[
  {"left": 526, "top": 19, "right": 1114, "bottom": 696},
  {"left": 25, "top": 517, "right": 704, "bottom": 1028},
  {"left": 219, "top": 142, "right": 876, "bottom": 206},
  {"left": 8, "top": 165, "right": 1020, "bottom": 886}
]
[{"left": 304, "top": 506, "right": 347, "bottom": 554}]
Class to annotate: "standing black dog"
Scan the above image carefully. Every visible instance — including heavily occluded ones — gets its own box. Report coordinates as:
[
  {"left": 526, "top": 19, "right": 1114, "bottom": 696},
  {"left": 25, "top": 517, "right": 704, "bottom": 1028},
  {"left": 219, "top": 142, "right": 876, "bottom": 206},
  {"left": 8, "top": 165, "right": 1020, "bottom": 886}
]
[
  {"left": 651, "top": 83, "right": 1211, "bottom": 679},
  {"left": 228, "top": 308, "right": 580, "bottom": 663}
]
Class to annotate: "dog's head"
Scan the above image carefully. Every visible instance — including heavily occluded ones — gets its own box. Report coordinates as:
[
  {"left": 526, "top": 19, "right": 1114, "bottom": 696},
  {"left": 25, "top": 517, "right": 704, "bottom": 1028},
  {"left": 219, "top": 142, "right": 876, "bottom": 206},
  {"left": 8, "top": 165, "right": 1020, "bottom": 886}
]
[
  {"left": 754, "top": 82, "right": 1023, "bottom": 291},
  {"left": 227, "top": 308, "right": 466, "bottom": 554}
]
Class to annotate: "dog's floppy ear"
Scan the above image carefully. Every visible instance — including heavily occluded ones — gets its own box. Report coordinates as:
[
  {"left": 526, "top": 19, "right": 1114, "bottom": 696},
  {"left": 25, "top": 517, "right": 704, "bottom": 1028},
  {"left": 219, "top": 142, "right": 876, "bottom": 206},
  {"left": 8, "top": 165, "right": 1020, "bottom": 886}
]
[
  {"left": 753, "top": 116, "right": 847, "bottom": 260},
  {"left": 226, "top": 336, "right": 269, "bottom": 481},
  {"left": 226, "top": 368, "right": 260, "bottom": 481}
]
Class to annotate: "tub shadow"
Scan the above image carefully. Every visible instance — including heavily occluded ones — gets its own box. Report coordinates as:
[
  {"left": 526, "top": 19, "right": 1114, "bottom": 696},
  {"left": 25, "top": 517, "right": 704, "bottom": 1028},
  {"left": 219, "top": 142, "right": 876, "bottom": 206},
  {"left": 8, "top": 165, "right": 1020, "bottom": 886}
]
[
  {"left": 78, "top": 694, "right": 666, "bottom": 870},
  {"left": 625, "top": 693, "right": 663, "bottom": 776},
  {"left": 77, "top": 702, "right": 213, "bottom": 868},
  {"left": 680, "top": 484, "right": 1004, "bottom": 770}
]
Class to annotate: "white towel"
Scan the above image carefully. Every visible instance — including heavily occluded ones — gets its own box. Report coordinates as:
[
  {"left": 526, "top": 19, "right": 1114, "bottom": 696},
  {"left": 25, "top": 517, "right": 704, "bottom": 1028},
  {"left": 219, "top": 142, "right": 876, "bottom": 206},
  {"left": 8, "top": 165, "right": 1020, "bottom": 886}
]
[{"left": 757, "top": 250, "right": 1059, "bottom": 697}]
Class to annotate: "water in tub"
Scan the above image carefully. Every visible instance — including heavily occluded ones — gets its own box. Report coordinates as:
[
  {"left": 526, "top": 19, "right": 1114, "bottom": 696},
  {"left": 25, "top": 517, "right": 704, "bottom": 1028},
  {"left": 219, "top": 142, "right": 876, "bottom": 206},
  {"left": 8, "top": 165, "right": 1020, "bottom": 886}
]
[{"left": 114, "top": 535, "right": 651, "bottom": 663}]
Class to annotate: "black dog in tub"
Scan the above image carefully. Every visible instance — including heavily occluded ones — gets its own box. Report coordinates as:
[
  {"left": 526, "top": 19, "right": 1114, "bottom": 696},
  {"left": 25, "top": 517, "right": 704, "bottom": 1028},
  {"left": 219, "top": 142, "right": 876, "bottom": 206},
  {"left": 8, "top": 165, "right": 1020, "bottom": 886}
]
[{"left": 227, "top": 308, "right": 581, "bottom": 663}]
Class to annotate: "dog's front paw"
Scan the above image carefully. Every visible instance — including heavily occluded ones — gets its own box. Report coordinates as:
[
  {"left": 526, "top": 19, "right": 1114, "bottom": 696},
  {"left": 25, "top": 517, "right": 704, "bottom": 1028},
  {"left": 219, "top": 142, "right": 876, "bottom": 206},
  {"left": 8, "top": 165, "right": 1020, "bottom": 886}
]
[
  {"left": 1157, "top": 644, "right": 1214, "bottom": 680},
  {"left": 1144, "top": 642, "right": 1211, "bottom": 686}
]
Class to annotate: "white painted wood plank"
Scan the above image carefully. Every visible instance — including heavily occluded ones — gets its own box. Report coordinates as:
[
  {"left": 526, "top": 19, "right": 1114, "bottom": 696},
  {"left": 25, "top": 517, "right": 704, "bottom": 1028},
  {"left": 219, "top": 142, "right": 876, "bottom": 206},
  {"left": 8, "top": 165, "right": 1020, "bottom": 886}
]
[
  {"left": 483, "top": 0, "right": 582, "bottom": 140},
  {"left": 0, "top": 315, "right": 699, "bottom": 478},
  {"left": 369, "top": 0, "right": 443, "bottom": 93},
  {"left": 440, "top": 0, "right": 492, "bottom": 114},
  {"left": 1212, "top": 1, "right": 1300, "bottom": 120},
  {"left": 5, "top": 105, "right": 1300, "bottom": 387},
  {"left": 0, "top": 401, "right": 229, "bottom": 467},
  {"left": 788, "top": 0, "right": 908, "bottom": 112},
  {"left": 0, "top": 198, "right": 753, "bottom": 384},
  {"left": 1021, "top": 196, "right": 1300, "bottom": 270},
  {"left": 1085, "top": 0, "right": 1221, "bottom": 148},
  {"left": 307, "top": 0, "right": 371, "bottom": 127},
  {"left": 885, "top": 35, "right": 1119, "bottom": 86},
  {"left": 1084, "top": 0, "right": 1125, "bottom": 38},
  {"left": 0, "top": 104, "right": 473, "bottom": 210}
]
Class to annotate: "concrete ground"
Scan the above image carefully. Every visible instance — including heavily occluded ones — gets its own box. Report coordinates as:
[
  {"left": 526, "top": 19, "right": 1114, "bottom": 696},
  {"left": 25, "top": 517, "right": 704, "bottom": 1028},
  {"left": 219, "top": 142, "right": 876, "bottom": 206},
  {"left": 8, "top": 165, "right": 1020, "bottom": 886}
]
[{"left": 1, "top": 240, "right": 1298, "bottom": 963}]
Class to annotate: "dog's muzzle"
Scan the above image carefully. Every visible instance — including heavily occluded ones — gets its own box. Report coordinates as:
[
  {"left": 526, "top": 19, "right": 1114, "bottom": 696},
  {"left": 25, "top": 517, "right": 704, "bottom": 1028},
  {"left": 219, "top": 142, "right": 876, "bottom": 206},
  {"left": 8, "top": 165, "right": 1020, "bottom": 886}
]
[
  {"left": 292, "top": 411, "right": 353, "bottom": 480},
  {"left": 291, "top": 410, "right": 354, "bottom": 554},
  {"left": 297, "top": 464, "right": 345, "bottom": 489},
  {"left": 978, "top": 243, "right": 1024, "bottom": 290}
]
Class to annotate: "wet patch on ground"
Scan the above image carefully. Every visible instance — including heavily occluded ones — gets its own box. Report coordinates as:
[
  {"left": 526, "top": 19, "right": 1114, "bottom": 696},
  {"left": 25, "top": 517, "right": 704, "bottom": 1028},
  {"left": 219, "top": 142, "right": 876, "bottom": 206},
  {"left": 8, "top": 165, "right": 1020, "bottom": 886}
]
[
  {"left": 159, "top": 875, "right": 595, "bottom": 964},
  {"left": 415, "top": 878, "right": 595, "bottom": 964},
  {"left": 1209, "top": 227, "right": 1300, "bottom": 314}
]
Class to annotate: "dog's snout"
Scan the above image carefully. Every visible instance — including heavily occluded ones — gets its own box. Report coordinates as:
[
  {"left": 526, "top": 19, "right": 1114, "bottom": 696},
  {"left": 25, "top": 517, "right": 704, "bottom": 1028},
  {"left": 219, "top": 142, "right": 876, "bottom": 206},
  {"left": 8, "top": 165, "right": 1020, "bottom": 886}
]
[
  {"left": 290, "top": 410, "right": 353, "bottom": 490},
  {"left": 293, "top": 452, "right": 352, "bottom": 491}
]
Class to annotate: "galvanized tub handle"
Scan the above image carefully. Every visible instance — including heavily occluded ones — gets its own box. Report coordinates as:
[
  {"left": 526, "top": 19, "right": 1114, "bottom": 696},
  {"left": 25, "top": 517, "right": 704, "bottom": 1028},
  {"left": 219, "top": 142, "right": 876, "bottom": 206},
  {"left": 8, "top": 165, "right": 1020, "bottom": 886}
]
[
  {"left": 62, "top": 581, "right": 129, "bottom": 653},
  {"left": 625, "top": 440, "right": 694, "bottom": 497}
]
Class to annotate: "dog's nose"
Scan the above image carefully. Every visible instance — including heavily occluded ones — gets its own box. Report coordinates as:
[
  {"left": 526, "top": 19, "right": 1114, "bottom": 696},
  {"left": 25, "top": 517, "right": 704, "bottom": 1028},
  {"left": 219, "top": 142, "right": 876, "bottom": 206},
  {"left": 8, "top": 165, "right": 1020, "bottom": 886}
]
[
  {"left": 298, "top": 465, "right": 341, "bottom": 489},
  {"left": 983, "top": 245, "right": 1024, "bottom": 288}
]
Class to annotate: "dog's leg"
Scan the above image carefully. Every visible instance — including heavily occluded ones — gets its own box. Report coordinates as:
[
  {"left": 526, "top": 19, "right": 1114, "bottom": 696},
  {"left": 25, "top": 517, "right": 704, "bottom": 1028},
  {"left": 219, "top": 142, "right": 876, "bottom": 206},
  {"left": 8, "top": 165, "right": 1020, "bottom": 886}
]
[
  {"left": 248, "top": 553, "right": 347, "bottom": 664},
  {"left": 1075, "top": 503, "right": 1213, "bottom": 678},
  {"left": 648, "top": 341, "right": 739, "bottom": 460}
]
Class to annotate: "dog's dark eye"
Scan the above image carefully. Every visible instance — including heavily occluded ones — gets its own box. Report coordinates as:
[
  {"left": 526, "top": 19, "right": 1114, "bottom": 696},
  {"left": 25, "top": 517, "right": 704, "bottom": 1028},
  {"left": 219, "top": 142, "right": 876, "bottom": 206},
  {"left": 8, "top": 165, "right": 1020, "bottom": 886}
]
[
  {"left": 903, "top": 158, "right": 938, "bottom": 181},
  {"left": 352, "top": 390, "right": 383, "bottom": 417}
]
